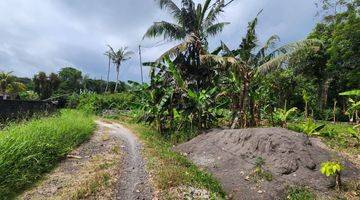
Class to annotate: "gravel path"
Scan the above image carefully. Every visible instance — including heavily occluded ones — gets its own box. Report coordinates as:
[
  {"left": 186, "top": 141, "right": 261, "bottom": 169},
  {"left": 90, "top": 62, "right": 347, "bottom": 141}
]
[{"left": 97, "top": 120, "right": 153, "bottom": 200}]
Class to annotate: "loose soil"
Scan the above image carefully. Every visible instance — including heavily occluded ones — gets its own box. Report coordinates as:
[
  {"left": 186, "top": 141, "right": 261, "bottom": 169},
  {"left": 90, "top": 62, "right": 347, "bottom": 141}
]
[
  {"left": 175, "top": 128, "right": 360, "bottom": 200},
  {"left": 20, "top": 120, "right": 153, "bottom": 200}
]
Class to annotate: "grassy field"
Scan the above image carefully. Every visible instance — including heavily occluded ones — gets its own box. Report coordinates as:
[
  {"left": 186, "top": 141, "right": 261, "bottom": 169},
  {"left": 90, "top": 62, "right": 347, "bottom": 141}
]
[
  {"left": 121, "top": 122, "right": 226, "bottom": 199},
  {"left": 0, "top": 109, "right": 95, "bottom": 199}
]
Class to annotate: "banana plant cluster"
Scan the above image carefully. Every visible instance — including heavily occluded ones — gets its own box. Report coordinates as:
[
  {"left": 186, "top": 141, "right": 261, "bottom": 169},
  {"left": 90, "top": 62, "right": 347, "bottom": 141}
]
[{"left": 138, "top": 56, "right": 224, "bottom": 135}]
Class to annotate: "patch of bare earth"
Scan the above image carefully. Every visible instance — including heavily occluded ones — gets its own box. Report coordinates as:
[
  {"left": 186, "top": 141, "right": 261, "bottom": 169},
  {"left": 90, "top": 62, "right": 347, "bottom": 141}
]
[
  {"left": 175, "top": 128, "right": 360, "bottom": 200},
  {"left": 20, "top": 121, "right": 122, "bottom": 200}
]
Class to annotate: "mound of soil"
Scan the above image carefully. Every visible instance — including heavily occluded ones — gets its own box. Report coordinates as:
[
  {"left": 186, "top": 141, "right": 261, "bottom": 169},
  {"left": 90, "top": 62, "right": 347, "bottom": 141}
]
[{"left": 175, "top": 128, "right": 359, "bottom": 199}]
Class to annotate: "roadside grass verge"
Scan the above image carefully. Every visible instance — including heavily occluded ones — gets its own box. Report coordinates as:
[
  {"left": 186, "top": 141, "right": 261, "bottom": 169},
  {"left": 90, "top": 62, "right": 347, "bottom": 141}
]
[
  {"left": 122, "top": 122, "right": 226, "bottom": 199},
  {"left": 0, "top": 109, "right": 95, "bottom": 199},
  {"left": 288, "top": 121, "right": 359, "bottom": 156}
]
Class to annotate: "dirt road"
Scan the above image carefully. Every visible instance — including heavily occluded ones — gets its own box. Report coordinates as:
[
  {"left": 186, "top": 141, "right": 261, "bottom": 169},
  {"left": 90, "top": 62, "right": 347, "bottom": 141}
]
[
  {"left": 21, "top": 120, "right": 153, "bottom": 200},
  {"left": 97, "top": 120, "right": 153, "bottom": 200}
]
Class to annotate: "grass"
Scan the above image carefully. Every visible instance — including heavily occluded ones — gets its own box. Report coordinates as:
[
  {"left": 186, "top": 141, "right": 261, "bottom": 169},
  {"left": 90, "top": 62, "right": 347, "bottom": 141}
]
[
  {"left": 0, "top": 109, "right": 95, "bottom": 199},
  {"left": 288, "top": 120, "right": 359, "bottom": 155},
  {"left": 122, "top": 122, "right": 226, "bottom": 199},
  {"left": 285, "top": 186, "right": 315, "bottom": 200}
]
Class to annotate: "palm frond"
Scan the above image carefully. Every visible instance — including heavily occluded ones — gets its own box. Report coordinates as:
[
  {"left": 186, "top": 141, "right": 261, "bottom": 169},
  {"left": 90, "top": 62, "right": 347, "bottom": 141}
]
[
  {"left": 203, "top": 0, "right": 225, "bottom": 28},
  {"left": 200, "top": 54, "right": 237, "bottom": 65},
  {"left": 256, "top": 35, "right": 280, "bottom": 59},
  {"left": 206, "top": 22, "right": 230, "bottom": 36},
  {"left": 259, "top": 39, "right": 322, "bottom": 73},
  {"left": 157, "top": 0, "right": 182, "bottom": 20},
  {"left": 143, "top": 21, "right": 185, "bottom": 40},
  {"left": 155, "top": 36, "right": 194, "bottom": 61}
]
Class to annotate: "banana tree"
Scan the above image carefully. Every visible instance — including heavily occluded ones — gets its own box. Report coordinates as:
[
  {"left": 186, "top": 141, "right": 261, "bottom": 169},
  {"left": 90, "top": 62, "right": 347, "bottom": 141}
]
[
  {"left": 202, "top": 14, "right": 321, "bottom": 128},
  {"left": 340, "top": 89, "right": 360, "bottom": 123}
]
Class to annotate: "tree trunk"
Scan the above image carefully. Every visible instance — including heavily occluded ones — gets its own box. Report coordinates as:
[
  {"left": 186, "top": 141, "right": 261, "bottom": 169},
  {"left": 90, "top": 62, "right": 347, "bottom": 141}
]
[
  {"left": 333, "top": 100, "right": 337, "bottom": 123},
  {"left": 320, "top": 78, "right": 332, "bottom": 110},
  {"left": 105, "top": 56, "right": 111, "bottom": 92},
  {"left": 239, "top": 79, "right": 250, "bottom": 128},
  {"left": 114, "top": 64, "right": 120, "bottom": 93}
]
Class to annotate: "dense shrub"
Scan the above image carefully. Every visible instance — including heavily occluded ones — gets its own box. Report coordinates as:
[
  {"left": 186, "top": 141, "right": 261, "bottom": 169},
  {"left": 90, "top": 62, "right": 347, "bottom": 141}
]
[
  {"left": 0, "top": 109, "right": 95, "bottom": 199},
  {"left": 67, "top": 92, "right": 137, "bottom": 114}
]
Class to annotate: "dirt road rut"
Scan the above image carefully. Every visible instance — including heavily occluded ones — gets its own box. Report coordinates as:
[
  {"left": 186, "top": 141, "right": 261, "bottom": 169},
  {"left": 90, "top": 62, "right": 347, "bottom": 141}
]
[{"left": 97, "top": 120, "right": 153, "bottom": 200}]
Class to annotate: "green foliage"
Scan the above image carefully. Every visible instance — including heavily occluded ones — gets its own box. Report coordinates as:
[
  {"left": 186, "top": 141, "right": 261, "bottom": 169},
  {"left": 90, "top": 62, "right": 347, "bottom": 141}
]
[
  {"left": 0, "top": 110, "right": 95, "bottom": 199},
  {"left": 300, "top": 118, "right": 326, "bottom": 136},
  {"left": 320, "top": 161, "right": 343, "bottom": 177},
  {"left": 18, "top": 90, "right": 40, "bottom": 101},
  {"left": 125, "top": 122, "right": 226, "bottom": 198},
  {"left": 58, "top": 67, "right": 83, "bottom": 93},
  {"left": 0, "top": 71, "right": 27, "bottom": 100},
  {"left": 74, "top": 92, "right": 137, "bottom": 114},
  {"left": 33, "top": 72, "right": 60, "bottom": 100},
  {"left": 273, "top": 107, "right": 298, "bottom": 127},
  {"left": 286, "top": 186, "right": 315, "bottom": 200}
]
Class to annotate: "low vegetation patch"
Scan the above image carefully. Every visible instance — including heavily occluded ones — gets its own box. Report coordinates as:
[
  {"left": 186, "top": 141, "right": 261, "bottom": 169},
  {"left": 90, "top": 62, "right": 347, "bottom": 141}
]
[
  {"left": 123, "top": 122, "right": 226, "bottom": 199},
  {"left": 0, "top": 109, "right": 95, "bottom": 199},
  {"left": 288, "top": 121, "right": 360, "bottom": 157}
]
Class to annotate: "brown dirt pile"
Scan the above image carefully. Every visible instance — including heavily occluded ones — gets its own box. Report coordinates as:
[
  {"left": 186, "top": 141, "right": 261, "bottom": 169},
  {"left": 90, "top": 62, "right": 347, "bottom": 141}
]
[{"left": 175, "top": 128, "right": 360, "bottom": 199}]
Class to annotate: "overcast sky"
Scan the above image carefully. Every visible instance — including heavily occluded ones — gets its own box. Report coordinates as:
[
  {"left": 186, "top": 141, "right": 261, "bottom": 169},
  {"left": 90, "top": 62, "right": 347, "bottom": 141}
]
[{"left": 0, "top": 0, "right": 319, "bottom": 82}]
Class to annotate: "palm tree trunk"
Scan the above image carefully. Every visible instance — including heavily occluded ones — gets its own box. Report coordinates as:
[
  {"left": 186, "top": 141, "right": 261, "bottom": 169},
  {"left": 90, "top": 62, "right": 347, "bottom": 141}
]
[
  {"left": 114, "top": 64, "right": 120, "bottom": 93},
  {"left": 105, "top": 56, "right": 111, "bottom": 92}
]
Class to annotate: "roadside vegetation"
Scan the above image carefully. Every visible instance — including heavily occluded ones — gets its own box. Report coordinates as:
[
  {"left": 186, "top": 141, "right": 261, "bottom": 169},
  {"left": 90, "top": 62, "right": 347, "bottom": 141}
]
[
  {"left": 0, "top": 110, "right": 95, "bottom": 199},
  {"left": 122, "top": 122, "right": 226, "bottom": 199},
  {"left": 0, "top": 0, "right": 358, "bottom": 199}
]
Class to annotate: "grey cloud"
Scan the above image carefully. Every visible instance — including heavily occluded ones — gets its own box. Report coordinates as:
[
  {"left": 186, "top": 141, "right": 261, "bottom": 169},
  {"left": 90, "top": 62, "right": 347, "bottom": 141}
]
[{"left": 0, "top": 0, "right": 318, "bottom": 83}]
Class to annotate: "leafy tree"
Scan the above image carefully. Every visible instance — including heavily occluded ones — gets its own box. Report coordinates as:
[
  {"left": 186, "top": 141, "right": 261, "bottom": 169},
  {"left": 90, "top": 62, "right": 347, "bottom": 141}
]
[
  {"left": 58, "top": 67, "right": 83, "bottom": 93},
  {"left": 0, "top": 71, "right": 26, "bottom": 100},
  {"left": 107, "top": 45, "right": 133, "bottom": 93},
  {"left": 33, "top": 72, "right": 60, "bottom": 100}
]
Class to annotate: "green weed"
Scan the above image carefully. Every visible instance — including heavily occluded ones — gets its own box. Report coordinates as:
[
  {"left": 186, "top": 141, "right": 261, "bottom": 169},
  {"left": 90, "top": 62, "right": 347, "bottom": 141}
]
[{"left": 0, "top": 109, "right": 95, "bottom": 199}]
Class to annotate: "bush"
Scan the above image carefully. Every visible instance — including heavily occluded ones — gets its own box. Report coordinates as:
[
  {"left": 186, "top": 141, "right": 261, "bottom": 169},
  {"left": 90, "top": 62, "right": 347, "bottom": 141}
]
[
  {"left": 75, "top": 92, "right": 137, "bottom": 114},
  {"left": 0, "top": 109, "right": 95, "bottom": 199}
]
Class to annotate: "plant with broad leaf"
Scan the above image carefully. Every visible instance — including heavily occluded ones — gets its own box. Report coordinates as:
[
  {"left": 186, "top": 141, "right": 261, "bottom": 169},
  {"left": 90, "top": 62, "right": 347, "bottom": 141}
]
[
  {"left": 320, "top": 161, "right": 343, "bottom": 190},
  {"left": 273, "top": 107, "right": 298, "bottom": 128},
  {"left": 301, "top": 118, "right": 326, "bottom": 136}
]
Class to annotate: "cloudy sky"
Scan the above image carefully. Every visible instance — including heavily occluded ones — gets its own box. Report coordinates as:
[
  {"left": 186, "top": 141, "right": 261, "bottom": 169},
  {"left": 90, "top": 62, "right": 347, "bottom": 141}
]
[{"left": 0, "top": 0, "right": 320, "bottom": 82}]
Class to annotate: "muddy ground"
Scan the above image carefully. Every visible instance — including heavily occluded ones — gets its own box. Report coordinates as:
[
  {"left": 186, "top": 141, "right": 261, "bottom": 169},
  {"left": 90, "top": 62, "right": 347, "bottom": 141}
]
[{"left": 175, "top": 128, "right": 360, "bottom": 200}]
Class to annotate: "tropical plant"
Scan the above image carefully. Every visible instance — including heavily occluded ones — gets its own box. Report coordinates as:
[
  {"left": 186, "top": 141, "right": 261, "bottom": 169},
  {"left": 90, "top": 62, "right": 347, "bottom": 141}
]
[
  {"left": 340, "top": 89, "right": 360, "bottom": 123},
  {"left": 320, "top": 161, "right": 343, "bottom": 190},
  {"left": 144, "top": 0, "right": 230, "bottom": 56},
  {"left": 202, "top": 13, "right": 321, "bottom": 128},
  {"left": 301, "top": 118, "right": 326, "bottom": 136},
  {"left": 144, "top": 0, "right": 232, "bottom": 91},
  {"left": 104, "top": 46, "right": 113, "bottom": 93},
  {"left": 33, "top": 72, "right": 60, "bottom": 100},
  {"left": 273, "top": 107, "right": 298, "bottom": 127},
  {"left": 107, "top": 45, "right": 133, "bottom": 92},
  {"left": 0, "top": 71, "right": 26, "bottom": 100}
]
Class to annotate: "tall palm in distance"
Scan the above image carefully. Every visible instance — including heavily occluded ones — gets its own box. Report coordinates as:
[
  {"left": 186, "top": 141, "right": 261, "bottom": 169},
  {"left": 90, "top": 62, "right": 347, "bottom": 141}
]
[
  {"left": 104, "top": 47, "right": 112, "bottom": 93},
  {"left": 107, "top": 45, "right": 134, "bottom": 92}
]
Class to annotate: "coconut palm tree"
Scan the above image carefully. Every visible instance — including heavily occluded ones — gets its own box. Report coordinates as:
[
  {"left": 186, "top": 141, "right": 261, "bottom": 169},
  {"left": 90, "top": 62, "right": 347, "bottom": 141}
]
[
  {"left": 104, "top": 46, "right": 112, "bottom": 93},
  {"left": 202, "top": 14, "right": 321, "bottom": 127},
  {"left": 0, "top": 71, "right": 26, "bottom": 100},
  {"left": 143, "top": 0, "right": 230, "bottom": 60},
  {"left": 107, "top": 45, "right": 134, "bottom": 92}
]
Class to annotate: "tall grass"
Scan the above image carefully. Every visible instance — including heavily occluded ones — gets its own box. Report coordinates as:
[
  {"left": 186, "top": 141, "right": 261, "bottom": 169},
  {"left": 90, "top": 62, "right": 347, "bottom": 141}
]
[{"left": 0, "top": 109, "right": 95, "bottom": 199}]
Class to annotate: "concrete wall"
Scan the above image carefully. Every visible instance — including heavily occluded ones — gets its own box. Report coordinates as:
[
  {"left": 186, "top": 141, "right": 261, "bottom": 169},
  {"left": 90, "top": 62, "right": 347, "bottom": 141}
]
[{"left": 0, "top": 100, "right": 56, "bottom": 121}]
